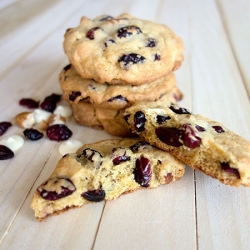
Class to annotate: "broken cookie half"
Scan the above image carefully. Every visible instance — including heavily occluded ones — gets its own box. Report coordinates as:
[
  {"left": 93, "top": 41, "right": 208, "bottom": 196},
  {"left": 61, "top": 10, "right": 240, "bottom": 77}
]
[{"left": 31, "top": 138, "right": 185, "bottom": 221}]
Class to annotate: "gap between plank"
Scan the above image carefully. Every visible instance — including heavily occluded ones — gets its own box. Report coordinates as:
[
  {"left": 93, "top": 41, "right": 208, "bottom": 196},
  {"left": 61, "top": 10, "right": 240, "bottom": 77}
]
[
  {"left": 194, "top": 170, "right": 199, "bottom": 250},
  {"left": 91, "top": 201, "right": 106, "bottom": 250}
]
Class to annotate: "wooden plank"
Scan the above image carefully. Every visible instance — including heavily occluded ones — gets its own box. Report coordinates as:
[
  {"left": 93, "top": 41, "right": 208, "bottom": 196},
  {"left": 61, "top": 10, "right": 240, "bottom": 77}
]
[
  {"left": 187, "top": 0, "right": 250, "bottom": 249},
  {"left": 216, "top": 0, "right": 250, "bottom": 96},
  {"left": 0, "top": 0, "right": 86, "bottom": 79}
]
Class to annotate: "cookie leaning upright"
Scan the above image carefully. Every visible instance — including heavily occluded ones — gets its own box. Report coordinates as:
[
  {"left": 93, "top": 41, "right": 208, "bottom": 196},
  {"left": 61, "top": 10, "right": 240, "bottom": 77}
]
[
  {"left": 124, "top": 102, "right": 250, "bottom": 187},
  {"left": 63, "top": 13, "right": 184, "bottom": 85}
]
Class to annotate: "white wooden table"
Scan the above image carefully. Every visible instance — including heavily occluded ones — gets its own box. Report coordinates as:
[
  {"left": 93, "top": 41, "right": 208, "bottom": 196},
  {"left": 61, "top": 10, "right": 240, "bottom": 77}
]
[{"left": 0, "top": 0, "right": 250, "bottom": 249}]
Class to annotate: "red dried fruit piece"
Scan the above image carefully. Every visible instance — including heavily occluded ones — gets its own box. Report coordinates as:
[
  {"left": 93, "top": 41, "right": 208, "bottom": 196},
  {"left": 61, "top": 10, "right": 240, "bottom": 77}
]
[
  {"left": 169, "top": 105, "right": 191, "bottom": 115},
  {"left": 154, "top": 54, "right": 161, "bottom": 61},
  {"left": 155, "top": 127, "right": 183, "bottom": 147},
  {"left": 40, "top": 93, "right": 61, "bottom": 113},
  {"left": 117, "top": 25, "right": 142, "bottom": 38},
  {"left": 196, "top": 125, "right": 206, "bottom": 132},
  {"left": 182, "top": 124, "right": 201, "bottom": 148},
  {"left": 156, "top": 115, "right": 171, "bottom": 124},
  {"left": 165, "top": 173, "right": 173, "bottom": 184},
  {"left": 23, "top": 128, "right": 44, "bottom": 141},
  {"left": 86, "top": 27, "right": 101, "bottom": 40},
  {"left": 134, "top": 111, "right": 146, "bottom": 132},
  {"left": 130, "top": 141, "right": 149, "bottom": 153},
  {"left": 19, "top": 98, "right": 39, "bottom": 109},
  {"left": 82, "top": 148, "right": 103, "bottom": 162},
  {"left": 146, "top": 38, "right": 156, "bottom": 47},
  {"left": 221, "top": 162, "right": 240, "bottom": 179},
  {"left": 0, "top": 145, "right": 14, "bottom": 160},
  {"left": 134, "top": 155, "right": 152, "bottom": 187},
  {"left": 107, "top": 95, "right": 128, "bottom": 103},
  {"left": 69, "top": 91, "right": 81, "bottom": 101},
  {"left": 46, "top": 124, "right": 72, "bottom": 141},
  {"left": 37, "top": 177, "right": 76, "bottom": 201},
  {"left": 81, "top": 189, "right": 105, "bottom": 202},
  {"left": 212, "top": 126, "right": 225, "bottom": 133},
  {"left": 111, "top": 147, "right": 130, "bottom": 165},
  {"left": 118, "top": 53, "right": 145, "bottom": 70},
  {"left": 0, "top": 121, "right": 12, "bottom": 136}
]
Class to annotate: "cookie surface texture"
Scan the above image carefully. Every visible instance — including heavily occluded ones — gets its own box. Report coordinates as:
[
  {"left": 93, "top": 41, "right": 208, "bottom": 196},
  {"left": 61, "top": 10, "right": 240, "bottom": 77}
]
[
  {"left": 59, "top": 64, "right": 177, "bottom": 110},
  {"left": 63, "top": 13, "right": 184, "bottom": 85},
  {"left": 31, "top": 138, "right": 185, "bottom": 220},
  {"left": 124, "top": 102, "right": 250, "bottom": 187}
]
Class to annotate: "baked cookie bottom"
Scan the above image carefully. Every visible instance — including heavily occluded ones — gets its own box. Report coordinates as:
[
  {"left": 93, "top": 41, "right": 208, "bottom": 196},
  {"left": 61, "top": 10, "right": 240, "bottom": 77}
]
[
  {"left": 124, "top": 102, "right": 250, "bottom": 187},
  {"left": 31, "top": 138, "right": 185, "bottom": 221}
]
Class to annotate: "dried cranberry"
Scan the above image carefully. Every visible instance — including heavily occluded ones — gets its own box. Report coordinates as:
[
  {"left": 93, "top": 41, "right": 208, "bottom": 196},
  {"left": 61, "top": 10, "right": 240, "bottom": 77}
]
[
  {"left": 0, "top": 121, "right": 12, "bottom": 136},
  {"left": 155, "top": 127, "right": 183, "bottom": 147},
  {"left": 40, "top": 93, "right": 61, "bottom": 113},
  {"left": 82, "top": 148, "right": 102, "bottom": 162},
  {"left": 154, "top": 54, "right": 161, "bottom": 61},
  {"left": 212, "top": 126, "right": 225, "bottom": 133},
  {"left": 169, "top": 105, "right": 191, "bottom": 115},
  {"left": 111, "top": 147, "right": 130, "bottom": 165},
  {"left": 146, "top": 38, "right": 156, "bottom": 47},
  {"left": 134, "top": 111, "right": 146, "bottom": 132},
  {"left": 118, "top": 53, "right": 145, "bottom": 70},
  {"left": 37, "top": 177, "right": 76, "bottom": 200},
  {"left": 196, "top": 125, "right": 206, "bottom": 132},
  {"left": 182, "top": 124, "right": 201, "bottom": 148},
  {"left": 46, "top": 124, "right": 72, "bottom": 141},
  {"left": 69, "top": 91, "right": 81, "bottom": 101},
  {"left": 63, "top": 64, "right": 71, "bottom": 71},
  {"left": 107, "top": 95, "right": 128, "bottom": 103},
  {"left": 23, "top": 128, "right": 44, "bottom": 141},
  {"left": 130, "top": 141, "right": 149, "bottom": 152},
  {"left": 86, "top": 27, "right": 101, "bottom": 40},
  {"left": 104, "top": 38, "right": 116, "bottom": 47},
  {"left": 165, "top": 173, "right": 173, "bottom": 184},
  {"left": 117, "top": 25, "right": 142, "bottom": 38},
  {"left": 134, "top": 155, "right": 152, "bottom": 187},
  {"left": 81, "top": 189, "right": 105, "bottom": 202},
  {"left": 0, "top": 145, "right": 14, "bottom": 160},
  {"left": 156, "top": 115, "right": 171, "bottom": 124},
  {"left": 221, "top": 162, "right": 240, "bottom": 178},
  {"left": 98, "top": 15, "right": 113, "bottom": 21},
  {"left": 19, "top": 98, "right": 39, "bottom": 109}
]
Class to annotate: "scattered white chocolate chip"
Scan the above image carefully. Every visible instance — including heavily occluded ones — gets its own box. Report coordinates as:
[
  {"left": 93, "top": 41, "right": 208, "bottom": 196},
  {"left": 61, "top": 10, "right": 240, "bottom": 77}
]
[
  {"left": 48, "top": 114, "right": 66, "bottom": 126},
  {"left": 0, "top": 135, "right": 24, "bottom": 153},
  {"left": 54, "top": 105, "right": 72, "bottom": 118},
  {"left": 15, "top": 112, "right": 35, "bottom": 128},
  {"left": 59, "top": 139, "right": 83, "bottom": 155},
  {"left": 33, "top": 109, "right": 51, "bottom": 123}
]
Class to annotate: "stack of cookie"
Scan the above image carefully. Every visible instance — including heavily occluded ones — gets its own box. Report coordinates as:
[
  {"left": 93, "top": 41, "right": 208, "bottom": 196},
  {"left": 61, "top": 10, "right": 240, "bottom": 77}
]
[{"left": 60, "top": 13, "right": 184, "bottom": 136}]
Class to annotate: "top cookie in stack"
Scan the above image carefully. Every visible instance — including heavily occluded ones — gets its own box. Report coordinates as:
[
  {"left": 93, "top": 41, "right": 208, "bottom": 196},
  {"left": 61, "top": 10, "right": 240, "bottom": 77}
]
[{"left": 61, "top": 13, "right": 184, "bottom": 136}]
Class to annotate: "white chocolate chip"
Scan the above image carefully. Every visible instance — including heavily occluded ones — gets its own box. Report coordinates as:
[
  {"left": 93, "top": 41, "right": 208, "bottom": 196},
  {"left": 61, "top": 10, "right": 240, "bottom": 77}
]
[
  {"left": 33, "top": 109, "right": 51, "bottom": 123},
  {"left": 15, "top": 112, "right": 35, "bottom": 128},
  {"left": 0, "top": 135, "right": 24, "bottom": 153},
  {"left": 54, "top": 105, "right": 72, "bottom": 118},
  {"left": 48, "top": 114, "right": 66, "bottom": 126},
  {"left": 59, "top": 139, "right": 83, "bottom": 155}
]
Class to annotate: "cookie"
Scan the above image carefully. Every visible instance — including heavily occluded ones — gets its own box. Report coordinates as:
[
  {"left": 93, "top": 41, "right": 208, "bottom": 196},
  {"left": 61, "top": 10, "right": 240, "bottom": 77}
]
[
  {"left": 63, "top": 13, "right": 184, "bottom": 85},
  {"left": 124, "top": 102, "right": 250, "bottom": 187},
  {"left": 31, "top": 138, "right": 186, "bottom": 220},
  {"left": 72, "top": 87, "right": 183, "bottom": 137},
  {"left": 59, "top": 64, "right": 177, "bottom": 110}
]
